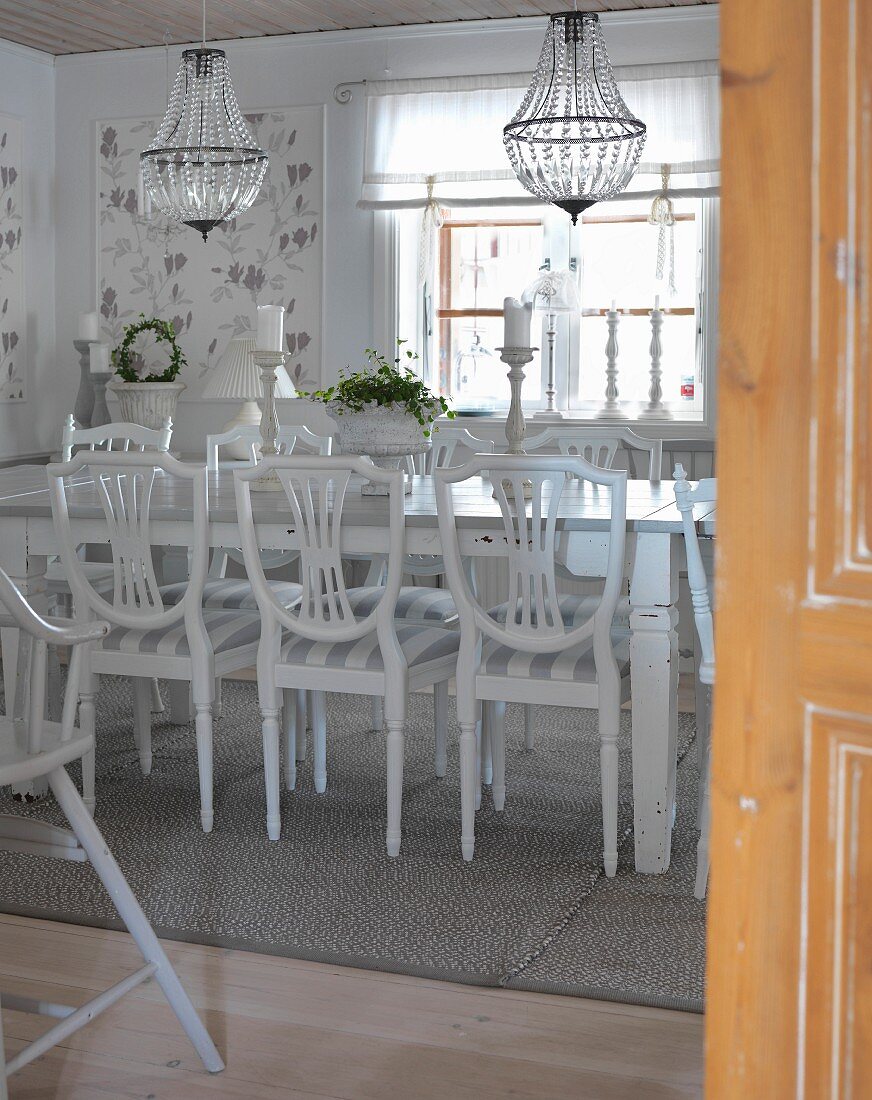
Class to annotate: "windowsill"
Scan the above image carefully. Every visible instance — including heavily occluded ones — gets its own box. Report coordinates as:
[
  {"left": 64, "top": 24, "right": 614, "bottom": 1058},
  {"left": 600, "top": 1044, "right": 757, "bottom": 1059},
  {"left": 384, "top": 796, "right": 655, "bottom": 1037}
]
[{"left": 443, "top": 408, "right": 713, "bottom": 440}]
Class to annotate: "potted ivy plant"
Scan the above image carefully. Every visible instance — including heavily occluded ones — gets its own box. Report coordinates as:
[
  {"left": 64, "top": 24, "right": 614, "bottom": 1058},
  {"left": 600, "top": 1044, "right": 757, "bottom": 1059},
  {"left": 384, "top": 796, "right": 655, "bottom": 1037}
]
[
  {"left": 108, "top": 314, "right": 187, "bottom": 430},
  {"left": 301, "top": 342, "right": 454, "bottom": 494}
]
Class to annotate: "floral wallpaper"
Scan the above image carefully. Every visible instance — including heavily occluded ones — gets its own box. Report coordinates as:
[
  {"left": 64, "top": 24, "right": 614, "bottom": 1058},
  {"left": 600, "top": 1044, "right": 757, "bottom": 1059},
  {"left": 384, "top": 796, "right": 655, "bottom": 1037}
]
[
  {"left": 97, "top": 107, "right": 323, "bottom": 394},
  {"left": 0, "top": 116, "right": 24, "bottom": 403}
]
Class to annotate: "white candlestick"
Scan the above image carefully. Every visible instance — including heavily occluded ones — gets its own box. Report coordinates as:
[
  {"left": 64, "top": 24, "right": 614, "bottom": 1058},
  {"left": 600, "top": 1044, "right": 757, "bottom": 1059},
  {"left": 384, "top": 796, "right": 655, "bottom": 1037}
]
[
  {"left": 503, "top": 297, "right": 532, "bottom": 348},
  {"left": 256, "top": 304, "right": 285, "bottom": 352},
  {"left": 78, "top": 312, "right": 100, "bottom": 342},
  {"left": 88, "top": 342, "right": 110, "bottom": 374}
]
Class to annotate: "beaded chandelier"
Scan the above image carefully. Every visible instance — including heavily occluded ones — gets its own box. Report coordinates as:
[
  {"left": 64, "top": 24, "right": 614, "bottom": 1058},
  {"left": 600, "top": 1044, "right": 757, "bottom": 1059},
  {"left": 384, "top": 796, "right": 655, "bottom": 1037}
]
[
  {"left": 504, "top": 12, "right": 646, "bottom": 223},
  {"left": 140, "top": 46, "right": 268, "bottom": 242}
]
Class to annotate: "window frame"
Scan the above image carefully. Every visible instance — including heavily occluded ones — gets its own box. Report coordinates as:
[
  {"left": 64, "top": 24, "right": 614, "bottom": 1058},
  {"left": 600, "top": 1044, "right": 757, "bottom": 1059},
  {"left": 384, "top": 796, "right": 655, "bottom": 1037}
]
[{"left": 374, "top": 196, "right": 719, "bottom": 439}]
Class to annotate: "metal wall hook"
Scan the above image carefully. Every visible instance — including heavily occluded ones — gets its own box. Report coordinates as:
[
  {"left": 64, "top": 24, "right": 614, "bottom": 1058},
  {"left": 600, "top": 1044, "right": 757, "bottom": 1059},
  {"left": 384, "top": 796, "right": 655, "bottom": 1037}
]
[{"left": 333, "top": 80, "right": 367, "bottom": 104}]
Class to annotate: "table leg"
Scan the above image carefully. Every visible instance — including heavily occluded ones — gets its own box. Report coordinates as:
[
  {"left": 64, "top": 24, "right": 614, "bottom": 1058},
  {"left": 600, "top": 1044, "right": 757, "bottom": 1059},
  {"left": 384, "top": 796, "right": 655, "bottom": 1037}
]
[
  {"left": 0, "top": 518, "right": 49, "bottom": 799},
  {"left": 160, "top": 546, "right": 194, "bottom": 724},
  {"left": 629, "top": 531, "right": 679, "bottom": 873}
]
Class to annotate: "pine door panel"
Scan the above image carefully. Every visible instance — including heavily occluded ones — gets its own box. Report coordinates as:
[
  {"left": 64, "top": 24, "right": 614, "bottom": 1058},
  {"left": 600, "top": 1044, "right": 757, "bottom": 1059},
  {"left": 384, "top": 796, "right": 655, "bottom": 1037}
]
[{"left": 711, "top": 0, "right": 872, "bottom": 1095}]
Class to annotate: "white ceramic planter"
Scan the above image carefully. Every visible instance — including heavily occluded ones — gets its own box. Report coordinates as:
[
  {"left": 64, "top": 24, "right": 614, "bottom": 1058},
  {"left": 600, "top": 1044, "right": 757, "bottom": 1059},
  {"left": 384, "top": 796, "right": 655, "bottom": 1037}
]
[
  {"left": 327, "top": 403, "right": 434, "bottom": 494},
  {"left": 109, "top": 380, "right": 186, "bottom": 431}
]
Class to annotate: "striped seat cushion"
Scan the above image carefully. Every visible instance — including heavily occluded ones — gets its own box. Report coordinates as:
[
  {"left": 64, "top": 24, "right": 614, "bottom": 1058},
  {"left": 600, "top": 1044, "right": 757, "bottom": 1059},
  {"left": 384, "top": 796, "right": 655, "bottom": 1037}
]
[
  {"left": 488, "top": 594, "right": 630, "bottom": 632},
  {"left": 280, "top": 623, "right": 459, "bottom": 672},
  {"left": 345, "top": 586, "right": 457, "bottom": 624},
  {"left": 101, "top": 609, "right": 262, "bottom": 657},
  {"left": 160, "top": 579, "right": 302, "bottom": 612},
  {"left": 479, "top": 627, "right": 630, "bottom": 683}
]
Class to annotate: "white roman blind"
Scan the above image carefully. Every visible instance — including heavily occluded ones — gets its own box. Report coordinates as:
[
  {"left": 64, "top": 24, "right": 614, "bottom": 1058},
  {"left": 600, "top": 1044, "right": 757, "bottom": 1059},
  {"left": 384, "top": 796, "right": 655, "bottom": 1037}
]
[{"left": 358, "top": 61, "right": 719, "bottom": 210}]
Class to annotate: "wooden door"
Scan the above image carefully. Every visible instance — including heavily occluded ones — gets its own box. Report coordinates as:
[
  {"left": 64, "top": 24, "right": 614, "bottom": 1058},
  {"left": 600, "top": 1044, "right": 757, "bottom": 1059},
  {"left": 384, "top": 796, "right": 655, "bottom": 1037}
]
[{"left": 710, "top": 0, "right": 872, "bottom": 1094}]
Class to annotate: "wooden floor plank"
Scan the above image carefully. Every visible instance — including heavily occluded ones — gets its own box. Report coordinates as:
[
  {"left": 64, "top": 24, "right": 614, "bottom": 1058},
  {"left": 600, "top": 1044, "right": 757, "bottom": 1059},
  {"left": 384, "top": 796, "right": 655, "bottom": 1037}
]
[{"left": 0, "top": 916, "right": 703, "bottom": 1099}]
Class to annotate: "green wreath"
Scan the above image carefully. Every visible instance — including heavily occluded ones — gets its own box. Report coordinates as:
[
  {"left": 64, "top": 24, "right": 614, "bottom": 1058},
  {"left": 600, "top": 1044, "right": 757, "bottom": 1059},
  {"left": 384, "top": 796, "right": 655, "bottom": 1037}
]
[{"left": 113, "top": 314, "right": 186, "bottom": 383}]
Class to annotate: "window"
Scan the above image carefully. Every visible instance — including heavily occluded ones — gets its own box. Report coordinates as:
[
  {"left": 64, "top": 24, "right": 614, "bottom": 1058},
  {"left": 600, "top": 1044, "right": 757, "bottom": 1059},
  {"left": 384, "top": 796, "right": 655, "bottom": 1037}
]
[
  {"left": 394, "top": 196, "right": 715, "bottom": 420},
  {"left": 366, "top": 62, "right": 719, "bottom": 425}
]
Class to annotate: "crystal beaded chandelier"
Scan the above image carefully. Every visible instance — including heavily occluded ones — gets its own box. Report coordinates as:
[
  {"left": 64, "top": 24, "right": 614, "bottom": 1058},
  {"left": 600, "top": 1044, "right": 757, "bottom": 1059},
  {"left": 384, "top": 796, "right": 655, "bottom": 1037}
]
[
  {"left": 140, "top": 2, "right": 268, "bottom": 241},
  {"left": 504, "top": 12, "right": 646, "bottom": 224}
]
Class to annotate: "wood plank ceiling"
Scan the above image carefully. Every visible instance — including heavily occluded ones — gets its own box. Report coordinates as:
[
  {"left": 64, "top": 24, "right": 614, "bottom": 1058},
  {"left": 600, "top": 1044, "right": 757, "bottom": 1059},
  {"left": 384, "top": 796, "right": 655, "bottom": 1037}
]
[{"left": 0, "top": 1, "right": 717, "bottom": 56}]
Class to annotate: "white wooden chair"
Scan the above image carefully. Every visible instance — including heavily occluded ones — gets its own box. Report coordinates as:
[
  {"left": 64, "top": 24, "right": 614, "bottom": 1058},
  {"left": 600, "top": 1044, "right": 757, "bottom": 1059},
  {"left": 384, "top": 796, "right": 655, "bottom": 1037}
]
[
  {"left": 206, "top": 423, "right": 333, "bottom": 471},
  {"left": 47, "top": 414, "right": 174, "bottom": 717},
  {"left": 436, "top": 454, "right": 630, "bottom": 868},
  {"left": 234, "top": 455, "right": 461, "bottom": 851},
  {"left": 47, "top": 451, "right": 264, "bottom": 832},
  {"left": 524, "top": 425, "right": 662, "bottom": 481},
  {"left": 674, "top": 464, "right": 716, "bottom": 899},
  {"left": 509, "top": 426, "right": 655, "bottom": 752},
  {"left": 0, "top": 565, "right": 223, "bottom": 1085}
]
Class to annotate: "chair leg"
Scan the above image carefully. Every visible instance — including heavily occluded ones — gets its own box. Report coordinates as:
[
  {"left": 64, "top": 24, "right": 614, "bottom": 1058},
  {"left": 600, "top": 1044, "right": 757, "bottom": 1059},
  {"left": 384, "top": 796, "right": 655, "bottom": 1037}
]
[
  {"left": 481, "top": 703, "right": 493, "bottom": 786},
  {"left": 47, "top": 765, "right": 224, "bottom": 1073},
  {"left": 385, "top": 717, "right": 404, "bottom": 857},
  {"left": 213, "top": 677, "right": 223, "bottom": 721},
  {"left": 694, "top": 652, "right": 711, "bottom": 829},
  {"left": 491, "top": 701, "right": 506, "bottom": 811},
  {"left": 598, "top": 679, "right": 620, "bottom": 879},
  {"left": 295, "top": 690, "right": 308, "bottom": 761},
  {"left": 47, "top": 647, "right": 62, "bottom": 722},
  {"left": 695, "top": 746, "right": 712, "bottom": 900},
  {"left": 459, "top": 721, "right": 477, "bottom": 861},
  {"left": 524, "top": 704, "right": 536, "bottom": 752},
  {"left": 261, "top": 708, "right": 281, "bottom": 841},
  {"left": 311, "top": 691, "right": 327, "bottom": 794},
  {"left": 371, "top": 695, "right": 384, "bottom": 733},
  {"left": 133, "top": 679, "right": 153, "bottom": 777},
  {"left": 149, "top": 677, "right": 164, "bottom": 714},
  {"left": 281, "top": 689, "right": 297, "bottom": 791},
  {"left": 168, "top": 681, "right": 193, "bottom": 725},
  {"left": 474, "top": 708, "right": 483, "bottom": 811},
  {"left": 79, "top": 683, "right": 97, "bottom": 815},
  {"left": 194, "top": 703, "right": 214, "bottom": 834},
  {"left": 434, "top": 681, "right": 448, "bottom": 779}
]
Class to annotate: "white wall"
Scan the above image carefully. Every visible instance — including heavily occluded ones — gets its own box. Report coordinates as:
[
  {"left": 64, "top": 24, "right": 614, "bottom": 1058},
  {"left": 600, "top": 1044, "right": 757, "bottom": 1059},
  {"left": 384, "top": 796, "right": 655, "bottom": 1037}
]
[
  {"left": 41, "top": 7, "right": 717, "bottom": 456},
  {"left": 0, "top": 42, "right": 55, "bottom": 462}
]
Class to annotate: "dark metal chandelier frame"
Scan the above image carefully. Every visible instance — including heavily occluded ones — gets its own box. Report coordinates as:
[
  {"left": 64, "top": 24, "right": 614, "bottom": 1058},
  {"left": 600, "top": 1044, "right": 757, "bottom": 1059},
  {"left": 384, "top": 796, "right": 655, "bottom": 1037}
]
[{"left": 504, "top": 12, "right": 646, "bottom": 223}]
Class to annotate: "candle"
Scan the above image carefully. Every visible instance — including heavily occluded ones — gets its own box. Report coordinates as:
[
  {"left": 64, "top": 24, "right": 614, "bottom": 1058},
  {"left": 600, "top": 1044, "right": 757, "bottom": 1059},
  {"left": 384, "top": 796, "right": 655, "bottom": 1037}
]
[
  {"left": 256, "top": 304, "right": 285, "bottom": 352},
  {"left": 78, "top": 311, "right": 100, "bottom": 342},
  {"left": 610, "top": 299, "right": 617, "bottom": 313},
  {"left": 137, "top": 168, "right": 152, "bottom": 219},
  {"left": 88, "top": 342, "right": 110, "bottom": 374},
  {"left": 654, "top": 294, "right": 661, "bottom": 312},
  {"left": 503, "top": 297, "right": 532, "bottom": 348}
]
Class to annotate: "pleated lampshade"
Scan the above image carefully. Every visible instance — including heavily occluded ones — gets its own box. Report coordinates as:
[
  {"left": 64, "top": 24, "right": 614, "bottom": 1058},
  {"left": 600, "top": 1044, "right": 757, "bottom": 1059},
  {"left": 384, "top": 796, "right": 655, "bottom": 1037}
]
[
  {"left": 204, "top": 336, "right": 296, "bottom": 454},
  {"left": 203, "top": 336, "right": 296, "bottom": 401}
]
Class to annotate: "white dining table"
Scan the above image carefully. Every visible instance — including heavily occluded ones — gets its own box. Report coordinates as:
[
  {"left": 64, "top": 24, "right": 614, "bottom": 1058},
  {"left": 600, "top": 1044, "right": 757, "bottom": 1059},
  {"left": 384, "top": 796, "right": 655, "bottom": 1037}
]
[{"left": 0, "top": 463, "right": 716, "bottom": 874}]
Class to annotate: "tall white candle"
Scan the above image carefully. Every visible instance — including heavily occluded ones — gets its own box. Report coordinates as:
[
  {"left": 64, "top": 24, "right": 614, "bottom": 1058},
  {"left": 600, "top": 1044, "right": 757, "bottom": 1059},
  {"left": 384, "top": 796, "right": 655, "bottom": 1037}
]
[
  {"left": 78, "top": 311, "right": 100, "bottom": 342},
  {"left": 88, "top": 342, "right": 110, "bottom": 374},
  {"left": 654, "top": 294, "right": 661, "bottom": 312},
  {"left": 610, "top": 299, "right": 617, "bottom": 313},
  {"left": 256, "top": 304, "right": 285, "bottom": 352},
  {"left": 503, "top": 297, "right": 532, "bottom": 348}
]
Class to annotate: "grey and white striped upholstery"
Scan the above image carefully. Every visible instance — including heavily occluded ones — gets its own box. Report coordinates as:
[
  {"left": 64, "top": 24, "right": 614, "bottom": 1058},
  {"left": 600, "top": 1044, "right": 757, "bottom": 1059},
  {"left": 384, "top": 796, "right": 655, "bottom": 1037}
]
[
  {"left": 160, "top": 579, "right": 302, "bottom": 612},
  {"left": 479, "top": 626, "right": 630, "bottom": 682},
  {"left": 345, "top": 585, "right": 458, "bottom": 624},
  {"left": 280, "top": 623, "right": 459, "bottom": 672},
  {"left": 101, "top": 609, "right": 262, "bottom": 657},
  {"left": 488, "top": 594, "right": 630, "bottom": 631}
]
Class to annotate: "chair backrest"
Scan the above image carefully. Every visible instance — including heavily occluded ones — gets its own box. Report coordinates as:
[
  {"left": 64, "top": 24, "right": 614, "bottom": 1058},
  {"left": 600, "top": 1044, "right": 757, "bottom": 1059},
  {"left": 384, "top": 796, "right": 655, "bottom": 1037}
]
[
  {"left": 660, "top": 439, "right": 716, "bottom": 481},
  {"left": 206, "top": 424, "right": 333, "bottom": 470},
  {"left": 47, "top": 451, "right": 209, "bottom": 635},
  {"left": 61, "top": 413, "right": 173, "bottom": 462},
  {"left": 234, "top": 456, "right": 407, "bottom": 645},
  {"left": 674, "top": 463, "right": 716, "bottom": 685},
  {"left": 524, "top": 425, "right": 662, "bottom": 481},
  {"left": 405, "top": 425, "right": 497, "bottom": 476},
  {"left": 436, "top": 454, "right": 628, "bottom": 655}
]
